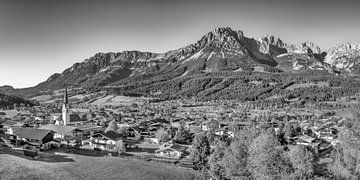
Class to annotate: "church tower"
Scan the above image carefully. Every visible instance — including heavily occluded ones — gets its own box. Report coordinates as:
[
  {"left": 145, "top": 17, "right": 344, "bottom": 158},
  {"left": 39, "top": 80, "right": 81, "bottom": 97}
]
[{"left": 62, "top": 86, "right": 70, "bottom": 125}]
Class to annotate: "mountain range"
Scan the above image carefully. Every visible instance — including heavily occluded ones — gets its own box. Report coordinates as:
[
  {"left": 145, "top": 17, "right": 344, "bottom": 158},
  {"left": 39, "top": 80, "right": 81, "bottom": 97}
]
[{"left": 1, "top": 27, "right": 360, "bottom": 99}]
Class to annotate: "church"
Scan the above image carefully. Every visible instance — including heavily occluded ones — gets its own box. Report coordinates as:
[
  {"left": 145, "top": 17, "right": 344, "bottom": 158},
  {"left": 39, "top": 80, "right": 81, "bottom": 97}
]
[{"left": 55, "top": 87, "right": 90, "bottom": 126}]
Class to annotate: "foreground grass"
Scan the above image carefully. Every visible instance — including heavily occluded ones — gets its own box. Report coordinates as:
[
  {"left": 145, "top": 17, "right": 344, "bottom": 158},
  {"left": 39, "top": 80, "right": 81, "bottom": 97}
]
[{"left": 0, "top": 153, "right": 204, "bottom": 180}]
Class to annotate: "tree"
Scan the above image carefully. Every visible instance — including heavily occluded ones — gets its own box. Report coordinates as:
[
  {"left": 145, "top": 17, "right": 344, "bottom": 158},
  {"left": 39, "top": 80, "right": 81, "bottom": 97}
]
[
  {"left": 208, "top": 139, "right": 228, "bottom": 179},
  {"left": 115, "top": 140, "right": 125, "bottom": 155},
  {"left": 220, "top": 127, "right": 259, "bottom": 179},
  {"left": 328, "top": 119, "right": 360, "bottom": 179},
  {"left": 288, "top": 145, "right": 314, "bottom": 179},
  {"left": 248, "top": 130, "right": 292, "bottom": 179},
  {"left": 117, "top": 126, "right": 128, "bottom": 136},
  {"left": 191, "top": 133, "right": 210, "bottom": 171},
  {"left": 105, "top": 120, "right": 119, "bottom": 133},
  {"left": 174, "top": 126, "right": 191, "bottom": 144},
  {"left": 284, "top": 122, "right": 296, "bottom": 138},
  {"left": 99, "top": 118, "right": 107, "bottom": 126},
  {"left": 155, "top": 129, "right": 171, "bottom": 143},
  {"left": 329, "top": 111, "right": 360, "bottom": 179},
  {"left": 13, "top": 103, "right": 19, "bottom": 110}
]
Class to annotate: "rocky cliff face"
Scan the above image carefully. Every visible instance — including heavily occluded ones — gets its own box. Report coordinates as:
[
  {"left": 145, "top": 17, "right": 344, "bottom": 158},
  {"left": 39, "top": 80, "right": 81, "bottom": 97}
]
[{"left": 325, "top": 43, "right": 360, "bottom": 73}]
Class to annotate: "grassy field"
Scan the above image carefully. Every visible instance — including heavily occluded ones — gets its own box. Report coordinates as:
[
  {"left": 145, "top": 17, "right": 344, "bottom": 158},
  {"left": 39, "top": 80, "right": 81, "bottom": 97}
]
[
  {"left": 90, "top": 95, "right": 152, "bottom": 107},
  {"left": 0, "top": 147, "right": 204, "bottom": 180},
  {"left": 29, "top": 95, "right": 53, "bottom": 102},
  {"left": 285, "top": 81, "right": 329, "bottom": 91}
]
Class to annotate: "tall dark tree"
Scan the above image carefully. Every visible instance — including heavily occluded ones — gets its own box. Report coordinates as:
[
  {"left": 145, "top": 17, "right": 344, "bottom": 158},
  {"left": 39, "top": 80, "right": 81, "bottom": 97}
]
[
  {"left": 208, "top": 139, "right": 228, "bottom": 180},
  {"left": 174, "top": 126, "right": 191, "bottom": 144},
  {"left": 191, "top": 133, "right": 210, "bottom": 171}
]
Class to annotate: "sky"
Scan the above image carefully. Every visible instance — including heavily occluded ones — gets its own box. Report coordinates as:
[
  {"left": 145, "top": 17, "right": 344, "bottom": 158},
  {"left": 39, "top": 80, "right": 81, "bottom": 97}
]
[{"left": 1, "top": 0, "right": 360, "bottom": 88}]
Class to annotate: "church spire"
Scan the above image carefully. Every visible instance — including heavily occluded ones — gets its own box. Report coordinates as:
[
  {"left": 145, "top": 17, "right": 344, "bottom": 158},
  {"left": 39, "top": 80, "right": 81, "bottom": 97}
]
[{"left": 64, "top": 86, "right": 68, "bottom": 105}]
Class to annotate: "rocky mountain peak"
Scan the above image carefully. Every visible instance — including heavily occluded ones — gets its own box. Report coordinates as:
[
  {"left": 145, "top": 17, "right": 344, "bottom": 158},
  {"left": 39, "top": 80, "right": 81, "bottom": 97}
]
[
  {"left": 327, "top": 42, "right": 360, "bottom": 54},
  {"left": 259, "top": 34, "right": 284, "bottom": 46},
  {"left": 324, "top": 42, "right": 360, "bottom": 72},
  {"left": 258, "top": 34, "right": 286, "bottom": 55},
  {"left": 204, "top": 27, "right": 245, "bottom": 42},
  {"left": 300, "top": 42, "right": 321, "bottom": 54}
]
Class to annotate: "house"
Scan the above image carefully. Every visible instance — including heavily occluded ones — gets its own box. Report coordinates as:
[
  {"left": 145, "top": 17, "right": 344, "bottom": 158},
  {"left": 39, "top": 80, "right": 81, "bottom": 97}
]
[
  {"left": 2, "top": 121, "right": 29, "bottom": 135},
  {"left": 155, "top": 144, "right": 187, "bottom": 159},
  {"left": 214, "top": 127, "right": 234, "bottom": 137},
  {"left": 73, "top": 124, "right": 104, "bottom": 136},
  {"left": 38, "top": 124, "right": 82, "bottom": 146},
  {"left": 294, "top": 135, "right": 316, "bottom": 146},
  {"left": 14, "top": 128, "right": 54, "bottom": 150},
  {"left": 201, "top": 119, "right": 221, "bottom": 131},
  {"left": 83, "top": 131, "right": 124, "bottom": 153},
  {"left": 50, "top": 113, "right": 62, "bottom": 123}
]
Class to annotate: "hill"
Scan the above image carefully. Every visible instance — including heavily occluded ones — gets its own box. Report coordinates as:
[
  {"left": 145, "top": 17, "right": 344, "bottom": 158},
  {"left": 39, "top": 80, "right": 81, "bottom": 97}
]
[
  {"left": 0, "top": 151, "right": 204, "bottom": 180},
  {"left": 0, "top": 92, "right": 35, "bottom": 109}
]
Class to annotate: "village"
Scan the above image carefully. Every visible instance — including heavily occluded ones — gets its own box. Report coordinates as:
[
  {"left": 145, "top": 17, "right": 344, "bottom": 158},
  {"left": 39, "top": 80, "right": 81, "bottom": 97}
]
[{"left": 0, "top": 87, "right": 346, "bottom": 171}]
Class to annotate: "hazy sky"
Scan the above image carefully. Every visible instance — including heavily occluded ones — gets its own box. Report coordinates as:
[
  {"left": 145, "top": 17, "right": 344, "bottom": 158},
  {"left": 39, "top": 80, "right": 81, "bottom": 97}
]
[{"left": 1, "top": 0, "right": 360, "bottom": 88}]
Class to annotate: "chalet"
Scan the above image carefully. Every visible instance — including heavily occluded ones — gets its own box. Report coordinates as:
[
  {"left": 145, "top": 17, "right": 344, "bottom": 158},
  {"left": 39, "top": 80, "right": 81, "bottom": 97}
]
[
  {"left": 14, "top": 128, "right": 54, "bottom": 150},
  {"left": 74, "top": 124, "right": 104, "bottom": 136},
  {"left": 50, "top": 113, "right": 62, "bottom": 122},
  {"left": 84, "top": 131, "right": 124, "bottom": 153},
  {"left": 155, "top": 144, "right": 187, "bottom": 159},
  {"left": 294, "top": 135, "right": 316, "bottom": 146},
  {"left": 214, "top": 127, "right": 234, "bottom": 137},
  {"left": 2, "top": 121, "right": 29, "bottom": 135},
  {"left": 201, "top": 119, "right": 221, "bottom": 131}
]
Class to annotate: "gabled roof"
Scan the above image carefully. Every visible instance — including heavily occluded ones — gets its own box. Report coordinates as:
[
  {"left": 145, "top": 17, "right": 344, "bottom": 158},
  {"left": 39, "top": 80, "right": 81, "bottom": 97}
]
[
  {"left": 14, "top": 128, "right": 53, "bottom": 140},
  {"left": 38, "top": 124, "right": 80, "bottom": 135},
  {"left": 202, "top": 119, "right": 220, "bottom": 125},
  {"left": 157, "top": 144, "right": 188, "bottom": 153},
  {"left": 169, "top": 144, "right": 187, "bottom": 152},
  {"left": 73, "top": 124, "right": 104, "bottom": 132},
  {"left": 91, "top": 131, "right": 123, "bottom": 141}
]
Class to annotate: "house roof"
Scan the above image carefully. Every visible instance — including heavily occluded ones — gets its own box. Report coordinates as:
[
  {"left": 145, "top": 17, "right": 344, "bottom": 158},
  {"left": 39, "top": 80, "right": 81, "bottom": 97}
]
[
  {"left": 38, "top": 124, "right": 80, "bottom": 135},
  {"left": 296, "top": 135, "right": 316, "bottom": 143},
  {"left": 157, "top": 144, "right": 188, "bottom": 153},
  {"left": 91, "top": 131, "right": 123, "bottom": 141},
  {"left": 169, "top": 144, "right": 187, "bottom": 152},
  {"left": 202, "top": 119, "right": 220, "bottom": 125},
  {"left": 74, "top": 124, "right": 104, "bottom": 132},
  {"left": 14, "top": 128, "right": 53, "bottom": 140}
]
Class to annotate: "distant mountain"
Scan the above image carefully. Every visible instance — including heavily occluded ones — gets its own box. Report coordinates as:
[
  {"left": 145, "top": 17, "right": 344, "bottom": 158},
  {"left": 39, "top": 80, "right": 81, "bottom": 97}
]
[{"left": 2, "top": 27, "right": 360, "bottom": 98}]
